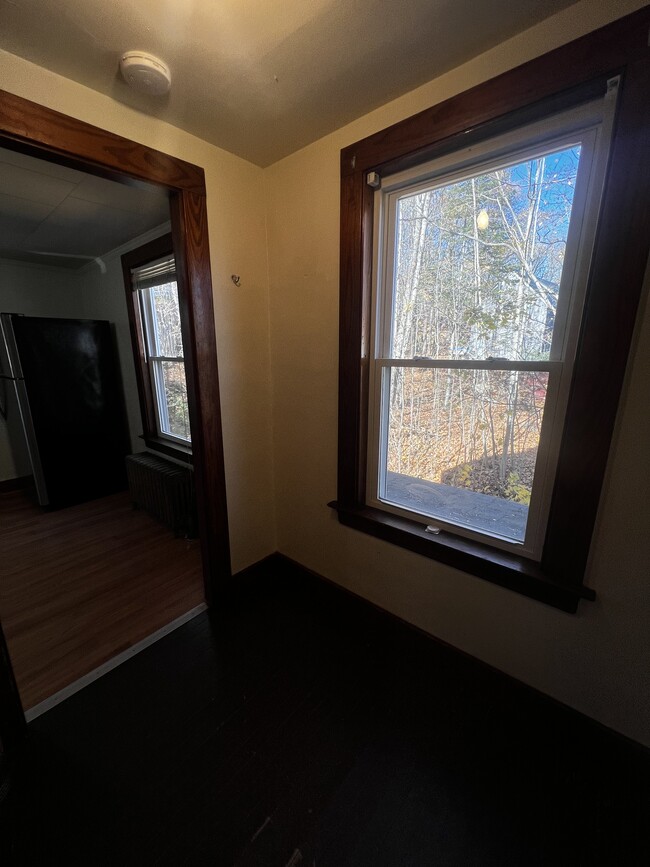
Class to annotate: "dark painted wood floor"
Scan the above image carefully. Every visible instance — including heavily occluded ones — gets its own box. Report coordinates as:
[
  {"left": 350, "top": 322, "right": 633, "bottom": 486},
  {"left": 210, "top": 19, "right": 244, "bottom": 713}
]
[{"left": 3, "top": 557, "right": 649, "bottom": 866}]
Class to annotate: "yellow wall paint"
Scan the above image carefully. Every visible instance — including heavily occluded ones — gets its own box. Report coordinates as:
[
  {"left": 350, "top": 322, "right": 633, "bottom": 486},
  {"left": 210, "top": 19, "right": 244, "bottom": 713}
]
[
  {"left": 0, "top": 47, "right": 277, "bottom": 572},
  {"left": 1, "top": 0, "right": 648, "bottom": 745},
  {"left": 264, "top": 0, "right": 650, "bottom": 746}
]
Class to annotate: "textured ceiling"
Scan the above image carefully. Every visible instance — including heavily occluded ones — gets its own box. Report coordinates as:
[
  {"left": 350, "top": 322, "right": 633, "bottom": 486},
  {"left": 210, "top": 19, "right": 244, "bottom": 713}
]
[
  {"left": 0, "top": 0, "right": 579, "bottom": 166},
  {"left": 0, "top": 147, "right": 170, "bottom": 269}
]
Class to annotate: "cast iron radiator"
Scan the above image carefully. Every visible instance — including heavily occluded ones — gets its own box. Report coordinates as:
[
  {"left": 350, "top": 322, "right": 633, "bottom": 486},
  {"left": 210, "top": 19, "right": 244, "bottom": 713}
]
[{"left": 125, "top": 452, "right": 197, "bottom": 538}]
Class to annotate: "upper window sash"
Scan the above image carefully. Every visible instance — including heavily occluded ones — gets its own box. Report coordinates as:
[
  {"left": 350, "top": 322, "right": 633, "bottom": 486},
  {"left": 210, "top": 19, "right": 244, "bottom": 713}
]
[{"left": 374, "top": 100, "right": 613, "bottom": 366}]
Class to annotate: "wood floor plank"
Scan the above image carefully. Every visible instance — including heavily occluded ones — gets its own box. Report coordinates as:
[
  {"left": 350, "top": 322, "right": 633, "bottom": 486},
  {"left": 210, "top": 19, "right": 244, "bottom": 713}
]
[
  {"left": 4, "top": 557, "right": 648, "bottom": 866},
  {"left": 0, "top": 489, "right": 203, "bottom": 709}
]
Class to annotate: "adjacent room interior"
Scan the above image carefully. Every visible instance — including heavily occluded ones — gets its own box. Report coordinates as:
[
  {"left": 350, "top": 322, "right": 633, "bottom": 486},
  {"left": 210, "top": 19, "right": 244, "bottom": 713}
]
[{"left": 0, "top": 146, "right": 203, "bottom": 713}]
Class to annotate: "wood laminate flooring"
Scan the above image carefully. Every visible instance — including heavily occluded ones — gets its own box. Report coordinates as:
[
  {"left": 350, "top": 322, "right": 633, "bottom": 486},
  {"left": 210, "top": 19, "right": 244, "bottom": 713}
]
[
  {"left": 3, "top": 557, "right": 649, "bottom": 866},
  {"left": 0, "top": 488, "right": 203, "bottom": 710}
]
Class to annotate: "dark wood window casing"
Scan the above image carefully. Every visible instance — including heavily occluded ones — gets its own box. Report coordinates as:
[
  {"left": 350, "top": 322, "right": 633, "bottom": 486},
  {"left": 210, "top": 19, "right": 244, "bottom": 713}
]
[
  {"left": 122, "top": 233, "right": 193, "bottom": 464},
  {"left": 331, "top": 8, "right": 650, "bottom": 613}
]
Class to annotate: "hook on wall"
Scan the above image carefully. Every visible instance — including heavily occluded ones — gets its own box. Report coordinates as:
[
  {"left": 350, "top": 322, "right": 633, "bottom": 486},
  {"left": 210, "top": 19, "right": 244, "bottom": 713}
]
[{"left": 231, "top": 274, "right": 241, "bottom": 287}]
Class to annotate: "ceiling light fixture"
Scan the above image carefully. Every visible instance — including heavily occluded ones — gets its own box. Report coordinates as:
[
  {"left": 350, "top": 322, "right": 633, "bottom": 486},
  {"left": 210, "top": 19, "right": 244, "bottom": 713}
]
[{"left": 120, "top": 51, "right": 171, "bottom": 96}]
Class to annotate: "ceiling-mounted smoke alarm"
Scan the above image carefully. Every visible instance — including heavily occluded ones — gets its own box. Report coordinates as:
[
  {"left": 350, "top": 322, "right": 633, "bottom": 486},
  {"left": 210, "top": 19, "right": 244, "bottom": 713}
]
[{"left": 120, "top": 51, "right": 171, "bottom": 96}]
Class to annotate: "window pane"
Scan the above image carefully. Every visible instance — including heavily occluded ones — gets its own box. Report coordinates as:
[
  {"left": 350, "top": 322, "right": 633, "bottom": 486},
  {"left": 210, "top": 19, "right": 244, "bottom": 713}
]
[
  {"left": 381, "top": 367, "right": 549, "bottom": 542},
  {"left": 390, "top": 146, "right": 581, "bottom": 361},
  {"left": 160, "top": 361, "right": 191, "bottom": 441},
  {"left": 150, "top": 281, "right": 184, "bottom": 357}
]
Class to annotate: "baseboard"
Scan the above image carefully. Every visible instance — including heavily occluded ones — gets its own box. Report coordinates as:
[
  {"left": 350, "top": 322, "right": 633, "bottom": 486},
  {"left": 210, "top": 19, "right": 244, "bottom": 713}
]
[
  {"left": 24, "top": 603, "right": 208, "bottom": 722},
  {"left": 0, "top": 476, "right": 30, "bottom": 494},
  {"left": 232, "top": 553, "right": 280, "bottom": 582},
  {"left": 258, "top": 551, "right": 648, "bottom": 756}
]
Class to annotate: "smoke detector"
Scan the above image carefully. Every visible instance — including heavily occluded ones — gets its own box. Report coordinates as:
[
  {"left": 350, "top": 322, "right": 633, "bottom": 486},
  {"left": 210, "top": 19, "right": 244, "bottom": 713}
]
[{"left": 120, "top": 51, "right": 171, "bottom": 96}]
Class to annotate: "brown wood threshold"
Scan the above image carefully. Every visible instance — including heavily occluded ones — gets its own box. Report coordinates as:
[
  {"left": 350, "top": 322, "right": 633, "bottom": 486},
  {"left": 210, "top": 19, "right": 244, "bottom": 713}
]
[{"left": 328, "top": 501, "right": 595, "bottom": 613}]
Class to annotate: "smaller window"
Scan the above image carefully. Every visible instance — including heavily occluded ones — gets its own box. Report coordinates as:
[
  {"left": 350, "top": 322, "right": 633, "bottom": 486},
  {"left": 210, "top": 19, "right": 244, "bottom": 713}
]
[
  {"left": 134, "top": 256, "right": 191, "bottom": 444},
  {"left": 122, "top": 235, "right": 192, "bottom": 457}
]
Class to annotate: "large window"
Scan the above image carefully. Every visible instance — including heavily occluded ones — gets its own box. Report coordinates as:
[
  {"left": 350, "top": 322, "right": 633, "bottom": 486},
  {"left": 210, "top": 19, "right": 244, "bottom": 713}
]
[
  {"left": 122, "top": 234, "right": 192, "bottom": 458},
  {"left": 368, "top": 100, "right": 612, "bottom": 560},
  {"left": 332, "top": 11, "right": 650, "bottom": 612}
]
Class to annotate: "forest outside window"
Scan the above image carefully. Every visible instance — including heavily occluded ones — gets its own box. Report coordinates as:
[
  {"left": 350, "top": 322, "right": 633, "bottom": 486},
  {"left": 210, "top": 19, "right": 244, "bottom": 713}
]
[
  {"left": 333, "top": 10, "right": 650, "bottom": 612},
  {"left": 368, "top": 100, "right": 613, "bottom": 560}
]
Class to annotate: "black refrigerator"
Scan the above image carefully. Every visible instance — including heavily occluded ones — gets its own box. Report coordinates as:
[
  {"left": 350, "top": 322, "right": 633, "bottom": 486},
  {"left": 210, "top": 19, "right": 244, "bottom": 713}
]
[{"left": 0, "top": 313, "right": 128, "bottom": 508}]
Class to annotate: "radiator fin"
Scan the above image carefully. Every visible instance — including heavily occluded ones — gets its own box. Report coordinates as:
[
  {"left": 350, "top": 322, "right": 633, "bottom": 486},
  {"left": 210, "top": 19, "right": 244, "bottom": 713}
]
[{"left": 125, "top": 453, "right": 197, "bottom": 538}]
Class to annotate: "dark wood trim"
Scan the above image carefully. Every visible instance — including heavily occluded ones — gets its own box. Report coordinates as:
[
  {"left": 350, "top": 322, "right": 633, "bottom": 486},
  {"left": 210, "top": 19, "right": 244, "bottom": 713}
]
[
  {"left": 329, "top": 501, "right": 592, "bottom": 613},
  {"left": 0, "top": 87, "right": 232, "bottom": 746},
  {"left": 341, "top": 8, "right": 650, "bottom": 176},
  {"left": 347, "top": 76, "right": 612, "bottom": 190},
  {"left": 337, "top": 171, "right": 374, "bottom": 506},
  {"left": 0, "top": 476, "right": 30, "bottom": 494},
  {"left": 542, "top": 53, "right": 650, "bottom": 585},
  {"left": 170, "top": 191, "right": 231, "bottom": 604},
  {"left": 140, "top": 435, "right": 193, "bottom": 465},
  {"left": 337, "top": 8, "right": 650, "bottom": 609},
  {"left": 121, "top": 233, "right": 173, "bottom": 443},
  {"left": 0, "top": 90, "right": 206, "bottom": 194}
]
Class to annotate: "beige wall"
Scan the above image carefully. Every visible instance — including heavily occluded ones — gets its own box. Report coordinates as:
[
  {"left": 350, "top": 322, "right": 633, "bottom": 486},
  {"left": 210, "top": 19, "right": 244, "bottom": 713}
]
[
  {"left": 0, "top": 46, "right": 277, "bottom": 571},
  {"left": 2, "top": 0, "right": 648, "bottom": 745},
  {"left": 264, "top": 0, "right": 650, "bottom": 746}
]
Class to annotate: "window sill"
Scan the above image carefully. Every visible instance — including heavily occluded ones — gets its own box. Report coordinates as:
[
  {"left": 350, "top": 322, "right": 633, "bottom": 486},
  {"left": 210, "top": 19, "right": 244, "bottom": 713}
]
[
  {"left": 328, "top": 500, "right": 595, "bottom": 613},
  {"left": 140, "top": 435, "right": 193, "bottom": 465}
]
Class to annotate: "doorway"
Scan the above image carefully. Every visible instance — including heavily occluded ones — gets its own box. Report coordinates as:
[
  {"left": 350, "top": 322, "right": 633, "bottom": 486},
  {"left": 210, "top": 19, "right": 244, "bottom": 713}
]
[{"left": 0, "top": 88, "right": 231, "bottom": 752}]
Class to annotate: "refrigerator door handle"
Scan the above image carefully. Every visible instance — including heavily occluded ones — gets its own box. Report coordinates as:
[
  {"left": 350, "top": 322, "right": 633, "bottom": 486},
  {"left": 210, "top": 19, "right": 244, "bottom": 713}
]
[
  {"left": 0, "top": 313, "right": 15, "bottom": 420},
  {"left": 13, "top": 377, "right": 49, "bottom": 505},
  {"left": 0, "top": 313, "right": 49, "bottom": 505},
  {"left": 0, "top": 313, "right": 24, "bottom": 379}
]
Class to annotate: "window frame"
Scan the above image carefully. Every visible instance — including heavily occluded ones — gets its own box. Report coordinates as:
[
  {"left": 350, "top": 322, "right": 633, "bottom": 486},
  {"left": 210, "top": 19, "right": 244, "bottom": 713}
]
[
  {"left": 367, "top": 103, "right": 613, "bottom": 561},
  {"left": 122, "top": 233, "right": 193, "bottom": 463},
  {"left": 138, "top": 266, "right": 192, "bottom": 446},
  {"left": 330, "top": 9, "right": 650, "bottom": 612}
]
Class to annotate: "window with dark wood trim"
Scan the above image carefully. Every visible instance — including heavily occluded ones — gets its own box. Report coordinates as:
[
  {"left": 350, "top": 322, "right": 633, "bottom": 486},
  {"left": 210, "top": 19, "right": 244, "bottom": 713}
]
[
  {"left": 331, "top": 9, "right": 650, "bottom": 612},
  {"left": 122, "top": 233, "right": 193, "bottom": 462}
]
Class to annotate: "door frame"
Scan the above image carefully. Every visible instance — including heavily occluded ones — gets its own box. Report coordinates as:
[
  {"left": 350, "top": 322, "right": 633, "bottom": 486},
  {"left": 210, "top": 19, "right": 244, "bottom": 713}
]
[{"left": 0, "top": 88, "right": 232, "bottom": 749}]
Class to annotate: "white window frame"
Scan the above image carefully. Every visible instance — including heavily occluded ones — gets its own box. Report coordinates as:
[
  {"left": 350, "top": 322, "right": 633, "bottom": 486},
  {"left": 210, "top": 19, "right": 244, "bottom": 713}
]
[
  {"left": 134, "top": 259, "right": 191, "bottom": 446},
  {"left": 367, "top": 94, "right": 617, "bottom": 560}
]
